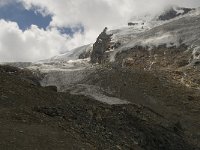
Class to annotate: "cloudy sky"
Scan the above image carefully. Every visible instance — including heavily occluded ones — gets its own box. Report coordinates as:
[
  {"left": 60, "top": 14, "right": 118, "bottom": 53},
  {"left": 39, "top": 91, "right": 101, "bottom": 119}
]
[{"left": 0, "top": 0, "right": 200, "bottom": 62}]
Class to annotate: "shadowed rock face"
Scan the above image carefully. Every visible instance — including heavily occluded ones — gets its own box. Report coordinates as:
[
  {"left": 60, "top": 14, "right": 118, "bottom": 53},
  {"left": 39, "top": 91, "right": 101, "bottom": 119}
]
[
  {"left": 91, "top": 27, "right": 112, "bottom": 64},
  {"left": 158, "top": 7, "right": 193, "bottom": 21}
]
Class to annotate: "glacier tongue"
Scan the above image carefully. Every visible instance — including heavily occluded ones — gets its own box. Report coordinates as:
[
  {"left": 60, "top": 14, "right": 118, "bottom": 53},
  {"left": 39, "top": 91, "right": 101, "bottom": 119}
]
[
  {"left": 27, "top": 44, "right": 93, "bottom": 72},
  {"left": 27, "top": 43, "right": 129, "bottom": 105},
  {"left": 26, "top": 44, "right": 92, "bottom": 99}
]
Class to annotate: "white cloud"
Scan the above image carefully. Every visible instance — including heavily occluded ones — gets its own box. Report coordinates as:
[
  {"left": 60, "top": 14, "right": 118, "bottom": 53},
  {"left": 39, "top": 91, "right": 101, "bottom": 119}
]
[
  {"left": 19, "top": 0, "right": 200, "bottom": 48},
  {"left": 0, "top": 0, "right": 15, "bottom": 7},
  {"left": 20, "top": 0, "right": 200, "bottom": 28},
  {"left": 1, "top": 0, "right": 200, "bottom": 62},
  {"left": 0, "top": 20, "right": 87, "bottom": 62}
]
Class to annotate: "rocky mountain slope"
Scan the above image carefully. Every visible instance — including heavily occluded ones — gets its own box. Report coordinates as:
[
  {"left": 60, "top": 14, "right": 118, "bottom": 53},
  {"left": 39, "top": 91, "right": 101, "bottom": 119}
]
[{"left": 1, "top": 65, "right": 197, "bottom": 150}]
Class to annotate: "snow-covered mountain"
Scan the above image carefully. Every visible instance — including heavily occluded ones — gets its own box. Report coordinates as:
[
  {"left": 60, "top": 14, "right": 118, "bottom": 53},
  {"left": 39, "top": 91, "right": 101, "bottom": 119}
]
[
  {"left": 22, "top": 7, "right": 200, "bottom": 88},
  {"left": 28, "top": 7, "right": 199, "bottom": 67},
  {"left": 105, "top": 8, "right": 200, "bottom": 62}
]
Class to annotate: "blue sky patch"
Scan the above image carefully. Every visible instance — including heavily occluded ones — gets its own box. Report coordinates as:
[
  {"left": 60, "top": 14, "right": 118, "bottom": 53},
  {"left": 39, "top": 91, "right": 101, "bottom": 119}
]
[
  {"left": 0, "top": 2, "right": 84, "bottom": 36},
  {"left": 58, "top": 25, "right": 84, "bottom": 36},
  {"left": 0, "top": 2, "right": 52, "bottom": 30}
]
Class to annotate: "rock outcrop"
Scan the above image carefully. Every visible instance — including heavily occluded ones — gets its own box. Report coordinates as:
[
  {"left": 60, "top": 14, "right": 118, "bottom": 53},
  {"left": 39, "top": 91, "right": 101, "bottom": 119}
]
[{"left": 90, "top": 27, "right": 112, "bottom": 64}]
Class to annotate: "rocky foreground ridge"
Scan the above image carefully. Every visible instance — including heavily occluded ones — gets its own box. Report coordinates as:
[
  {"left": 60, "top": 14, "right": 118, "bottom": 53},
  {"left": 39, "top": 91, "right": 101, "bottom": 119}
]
[{"left": 0, "top": 65, "right": 199, "bottom": 150}]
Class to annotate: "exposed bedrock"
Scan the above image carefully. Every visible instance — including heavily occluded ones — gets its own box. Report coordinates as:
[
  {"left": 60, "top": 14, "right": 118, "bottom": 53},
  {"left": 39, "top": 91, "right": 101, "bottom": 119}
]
[{"left": 90, "top": 27, "right": 113, "bottom": 64}]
